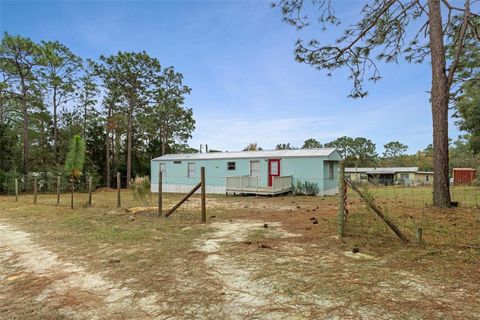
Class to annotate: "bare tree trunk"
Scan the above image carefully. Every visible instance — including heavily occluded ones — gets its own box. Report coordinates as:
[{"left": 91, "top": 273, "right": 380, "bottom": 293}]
[
  {"left": 126, "top": 106, "right": 132, "bottom": 188},
  {"left": 53, "top": 87, "right": 58, "bottom": 164},
  {"left": 161, "top": 138, "right": 165, "bottom": 156},
  {"left": 428, "top": 0, "right": 451, "bottom": 208},
  {"left": 83, "top": 91, "right": 88, "bottom": 139},
  {"left": 114, "top": 129, "right": 120, "bottom": 178},
  {"left": 0, "top": 99, "right": 4, "bottom": 125},
  {"left": 71, "top": 178, "right": 74, "bottom": 209},
  {"left": 21, "top": 96, "right": 29, "bottom": 177},
  {"left": 105, "top": 126, "right": 111, "bottom": 189}
]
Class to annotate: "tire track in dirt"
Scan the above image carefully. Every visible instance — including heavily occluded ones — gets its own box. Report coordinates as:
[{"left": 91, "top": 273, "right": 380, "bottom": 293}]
[{"left": 0, "top": 223, "right": 162, "bottom": 320}]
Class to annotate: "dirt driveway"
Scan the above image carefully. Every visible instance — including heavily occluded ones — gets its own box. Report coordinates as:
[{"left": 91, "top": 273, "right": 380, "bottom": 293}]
[
  {"left": 2, "top": 218, "right": 479, "bottom": 319},
  {"left": 1, "top": 192, "right": 480, "bottom": 319}
]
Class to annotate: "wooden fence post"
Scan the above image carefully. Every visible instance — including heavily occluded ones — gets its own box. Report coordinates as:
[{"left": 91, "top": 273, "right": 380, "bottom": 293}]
[
  {"left": 201, "top": 167, "right": 206, "bottom": 223},
  {"left": 158, "top": 171, "right": 162, "bottom": 216},
  {"left": 337, "top": 161, "right": 346, "bottom": 238},
  {"left": 88, "top": 176, "right": 92, "bottom": 207},
  {"left": 56, "top": 176, "right": 61, "bottom": 206},
  {"left": 70, "top": 178, "right": 74, "bottom": 209},
  {"left": 416, "top": 227, "right": 423, "bottom": 243},
  {"left": 117, "top": 172, "right": 121, "bottom": 208},
  {"left": 33, "top": 177, "right": 37, "bottom": 204},
  {"left": 14, "top": 178, "right": 18, "bottom": 202}
]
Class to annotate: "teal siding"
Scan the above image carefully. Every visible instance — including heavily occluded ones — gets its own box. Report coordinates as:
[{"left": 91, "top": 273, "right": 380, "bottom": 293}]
[
  {"left": 151, "top": 150, "right": 341, "bottom": 195},
  {"left": 151, "top": 158, "right": 268, "bottom": 187},
  {"left": 281, "top": 157, "right": 323, "bottom": 188},
  {"left": 323, "top": 161, "right": 339, "bottom": 192}
]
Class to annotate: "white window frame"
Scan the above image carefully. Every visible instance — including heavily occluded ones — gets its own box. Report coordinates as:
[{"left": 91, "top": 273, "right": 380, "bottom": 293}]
[
  {"left": 250, "top": 160, "right": 260, "bottom": 178},
  {"left": 227, "top": 161, "right": 236, "bottom": 171},
  {"left": 188, "top": 162, "right": 195, "bottom": 178}
]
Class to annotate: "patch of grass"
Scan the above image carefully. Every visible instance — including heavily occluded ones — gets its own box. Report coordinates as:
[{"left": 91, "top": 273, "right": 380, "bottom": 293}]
[
  {"left": 63, "top": 215, "right": 92, "bottom": 231},
  {"left": 0, "top": 189, "right": 479, "bottom": 318},
  {"left": 92, "top": 226, "right": 152, "bottom": 242}
]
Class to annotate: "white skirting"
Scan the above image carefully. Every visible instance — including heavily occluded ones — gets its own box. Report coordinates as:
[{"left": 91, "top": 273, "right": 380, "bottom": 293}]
[
  {"left": 151, "top": 183, "right": 226, "bottom": 194},
  {"left": 151, "top": 183, "right": 335, "bottom": 196},
  {"left": 323, "top": 186, "right": 338, "bottom": 196}
]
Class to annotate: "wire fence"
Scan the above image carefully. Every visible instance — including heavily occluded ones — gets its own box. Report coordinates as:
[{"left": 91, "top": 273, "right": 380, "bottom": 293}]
[
  {"left": 344, "top": 181, "right": 480, "bottom": 247},
  {"left": 0, "top": 173, "right": 106, "bottom": 195}
]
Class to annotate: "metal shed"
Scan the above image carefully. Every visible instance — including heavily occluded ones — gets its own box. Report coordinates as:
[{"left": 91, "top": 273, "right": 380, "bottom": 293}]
[
  {"left": 151, "top": 148, "right": 342, "bottom": 196},
  {"left": 453, "top": 168, "right": 477, "bottom": 185}
]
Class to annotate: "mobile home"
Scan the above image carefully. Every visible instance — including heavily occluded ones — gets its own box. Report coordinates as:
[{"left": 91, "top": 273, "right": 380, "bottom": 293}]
[{"left": 151, "top": 148, "right": 341, "bottom": 196}]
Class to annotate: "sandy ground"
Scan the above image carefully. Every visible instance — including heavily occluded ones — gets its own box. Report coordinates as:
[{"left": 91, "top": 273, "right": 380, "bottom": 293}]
[
  {"left": 0, "top": 223, "right": 162, "bottom": 320},
  {"left": 1, "top": 216, "right": 479, "bottom": 319},
  {"left": 196, "top": 221, "right": 303, "bottom": 319}
]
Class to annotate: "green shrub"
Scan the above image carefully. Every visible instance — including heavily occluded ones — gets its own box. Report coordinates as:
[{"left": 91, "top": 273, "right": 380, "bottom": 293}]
[{"left": 293, "top": 180, "right": 319, "bottom": 196}]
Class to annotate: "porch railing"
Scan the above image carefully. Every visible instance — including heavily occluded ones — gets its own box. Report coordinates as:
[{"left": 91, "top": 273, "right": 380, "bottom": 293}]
[
  {"left": 272, "top": 176, "right": 292, "bottom": 192},
  {"left": 226, "top": 175, "right": 259, "bottom": 191},
  {"left": 226, "top": 175, "right": 292, "bottom": 193}
]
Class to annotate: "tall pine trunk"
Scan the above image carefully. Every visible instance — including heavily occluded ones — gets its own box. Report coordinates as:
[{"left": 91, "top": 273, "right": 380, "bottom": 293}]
[
  {"left": 161, "top": 136, "right": 166, "bottom": 156},
  {"left": 0, "top": 99, "right": 4, "bottom": 125},
  {"left": 126, "top": 106, "right": 132, "bottom": 188},
  {"left": 105, "top": 127, "right": 111, "bottom": 189},
  {"left": 114, "top": 129, "right": 120, "bottom": 181},
  {"left": 21, "top": 96, "right": 29, "bottom": 178},
  {"left": 83, "top": 99, "right": 87, "bottom": 138},
  {"left": 427, "top": 0, "right": 451, "bottom": 208},
  {"left": 53, "top": 87, "right": 58, "bottom": 164},
  {"left": 105, "top": 105, "right": 113, "bottom": 188}
]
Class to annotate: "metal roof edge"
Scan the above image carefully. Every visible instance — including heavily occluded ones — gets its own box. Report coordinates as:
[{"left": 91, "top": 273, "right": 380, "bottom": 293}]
[{"left": 152, "top": 148, "right": 338, "bottom": 161}]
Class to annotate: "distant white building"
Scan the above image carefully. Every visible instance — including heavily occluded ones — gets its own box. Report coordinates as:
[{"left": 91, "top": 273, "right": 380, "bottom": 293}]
[{"left": 345, "top": 167, "right": 433, "bottom": 185}]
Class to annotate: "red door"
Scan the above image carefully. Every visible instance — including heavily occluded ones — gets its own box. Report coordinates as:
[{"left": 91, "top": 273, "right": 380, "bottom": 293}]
[{"left": 268, "top": 159, "right": 281, "bottom": 187}]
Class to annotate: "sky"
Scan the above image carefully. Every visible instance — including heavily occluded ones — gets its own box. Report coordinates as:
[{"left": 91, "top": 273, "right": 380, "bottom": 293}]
[{"left": 0, "top": 0, "right": 463, "bottom": 154}]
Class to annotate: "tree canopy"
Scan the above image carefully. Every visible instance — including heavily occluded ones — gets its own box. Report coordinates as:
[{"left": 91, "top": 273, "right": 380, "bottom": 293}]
[
  {"left": 302, "top": 138, "right": 323, "bottom": 149},
  {"left": 0, "top": 33, "right": 196, "bottom": 192},
  {"left": 383, "top": 141, "right": 408, "bottom": 158}
]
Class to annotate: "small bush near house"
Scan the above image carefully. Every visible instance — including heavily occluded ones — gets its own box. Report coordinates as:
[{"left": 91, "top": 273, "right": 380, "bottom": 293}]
[
  {"left": 130, "top": 176, "right": 153, "bottom": 206},
  {"left": 294, "top": 180, "right": 319, "bottom": 196}
]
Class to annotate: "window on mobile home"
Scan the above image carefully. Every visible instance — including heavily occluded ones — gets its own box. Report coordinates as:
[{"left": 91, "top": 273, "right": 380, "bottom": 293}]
[
  {"left": 328, "top": 162, "right": 335, "bottom": 179},
  {"left": 188, "top": 163, "right": 195, "bottom": 178}
]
